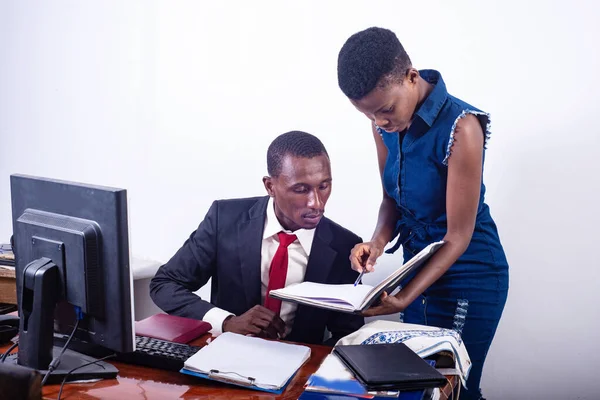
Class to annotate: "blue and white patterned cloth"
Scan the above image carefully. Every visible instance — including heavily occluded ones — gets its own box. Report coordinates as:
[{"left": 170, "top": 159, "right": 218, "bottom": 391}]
[{"left": 335, "top": 320, "right": 472, "bottom": 387}]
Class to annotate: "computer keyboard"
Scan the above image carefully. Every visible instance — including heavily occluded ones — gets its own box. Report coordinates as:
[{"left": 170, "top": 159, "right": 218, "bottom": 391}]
[
  {"left": 117, "top": 335, "right": 202, "bottom": 371},
  {"left": 54, "top": 334, "right": 202, "bottom": 372}
]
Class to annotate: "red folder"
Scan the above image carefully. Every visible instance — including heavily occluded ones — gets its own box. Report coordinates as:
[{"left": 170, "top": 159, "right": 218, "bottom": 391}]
[{"left": 135, "top": 313, "right": 212, "bottom": 343}]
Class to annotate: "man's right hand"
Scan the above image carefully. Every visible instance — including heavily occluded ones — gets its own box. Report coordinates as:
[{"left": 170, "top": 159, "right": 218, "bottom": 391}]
[
  {"left": 221, "top": 305, "right": 286, "bottom": 339},
  {"left": 349, "top": 241, "right": 384, "bottom": 273}
]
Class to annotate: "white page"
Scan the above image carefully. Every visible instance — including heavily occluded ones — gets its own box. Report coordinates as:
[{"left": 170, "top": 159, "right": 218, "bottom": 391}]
[
  {"left": 272, "top": 282, "right": 374, "bottom": 310},
  {"left": 271, "top": 241, "right": 445, "bottom": 312},
  {"left": 367, "top": 241, "right": 446, "bottom": 300},
  {"left": 272, "top": 294, "right": 358, "bottom": 312},
  {"left": 183, "top": 332, "right": 311, "bottom": 390}
]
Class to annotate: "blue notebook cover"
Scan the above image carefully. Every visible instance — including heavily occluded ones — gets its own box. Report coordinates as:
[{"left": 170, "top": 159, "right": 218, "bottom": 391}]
[
  {"left": 298, "top": 390, "right": 424, "bottom": 400},
  {"left": 180, "top": 367, "right": 297, "bottom": 395}
]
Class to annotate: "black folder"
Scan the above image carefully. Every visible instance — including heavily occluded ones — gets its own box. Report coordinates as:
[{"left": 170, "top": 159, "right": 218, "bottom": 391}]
[{"left": 333, "top": 343, "right": 448, "bottom": 391}]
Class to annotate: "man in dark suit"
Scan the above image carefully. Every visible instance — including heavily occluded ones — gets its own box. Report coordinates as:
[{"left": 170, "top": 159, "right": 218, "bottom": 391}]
[{"left": 150, "top": 131, "right": 364, "bottom": 345}]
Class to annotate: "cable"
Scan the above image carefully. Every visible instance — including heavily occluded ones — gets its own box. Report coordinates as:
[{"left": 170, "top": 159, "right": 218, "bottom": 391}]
[
  {"left": 56, "top": 354, "right": 116, "bottom": 400},
  {"left": 41, "top": 318, "right": 79, "bottom": 385},
  {"left": 446, "top": 374, "right": 461, "bottom": 400},
  {"left": 0, "top": 341, "right": 18, "bottom": 363},
  {"left": 439, "top": 375, "right": 454, "bottom": 400},
  {"left": 455, "top": 378, "right": 461, "bottom": 400},
  {"left": 41, "top": 306, "right": 83, "bottom": 386}
]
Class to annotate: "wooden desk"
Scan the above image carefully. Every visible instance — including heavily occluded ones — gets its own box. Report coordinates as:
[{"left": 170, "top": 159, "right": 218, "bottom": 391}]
[{"left": 1, "top": 335, "right": 458, "bottom": 399}]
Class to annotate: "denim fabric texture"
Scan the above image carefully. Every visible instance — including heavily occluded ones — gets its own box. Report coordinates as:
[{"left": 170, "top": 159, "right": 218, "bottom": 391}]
[{"left": 377, "top": 70, "right": 509, "bottom": 400}]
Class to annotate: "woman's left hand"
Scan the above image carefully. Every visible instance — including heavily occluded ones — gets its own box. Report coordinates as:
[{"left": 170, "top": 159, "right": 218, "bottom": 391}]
[{"left": 362, "top": 291, "right": 407, "bottom": 317}]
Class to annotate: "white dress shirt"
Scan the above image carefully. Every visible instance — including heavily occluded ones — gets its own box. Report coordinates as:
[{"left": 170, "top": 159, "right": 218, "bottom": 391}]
[{"left": 203, "top": 197, "right": 315, "bottom": 335}]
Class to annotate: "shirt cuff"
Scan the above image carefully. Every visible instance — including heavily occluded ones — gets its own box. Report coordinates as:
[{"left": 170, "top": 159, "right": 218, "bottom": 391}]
[{"left": 203, "top": 307, "right": 234, "bottom": 335}]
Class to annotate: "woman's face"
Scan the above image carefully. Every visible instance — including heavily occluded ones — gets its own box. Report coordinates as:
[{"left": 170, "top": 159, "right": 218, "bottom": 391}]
[{"left": 350, "top": 71, "right": 419, "bottom": 133}]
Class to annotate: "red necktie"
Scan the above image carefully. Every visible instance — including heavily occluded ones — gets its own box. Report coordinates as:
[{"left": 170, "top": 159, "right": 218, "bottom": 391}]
[{"left": 264, "top": 231, "right": 297, "bottom": 315}]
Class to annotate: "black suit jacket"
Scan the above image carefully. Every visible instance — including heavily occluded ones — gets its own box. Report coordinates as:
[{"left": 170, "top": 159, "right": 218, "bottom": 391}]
[{"left": 150, "top": 196, "right": 364, "bottom": 345}]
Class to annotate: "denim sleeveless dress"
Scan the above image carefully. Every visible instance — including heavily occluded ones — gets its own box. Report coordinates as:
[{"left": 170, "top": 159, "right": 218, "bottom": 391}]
[{"left": 377, "top": 70, "right": 509, "bottom": 400}]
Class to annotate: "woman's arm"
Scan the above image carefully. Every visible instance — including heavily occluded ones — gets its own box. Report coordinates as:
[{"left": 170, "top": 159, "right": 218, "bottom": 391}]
[
  {"left": 349, "top": 124, "right": 400, "bottom": 272},
  {"left": 363, "top": 114, "right": 484, "bottom": 316}
]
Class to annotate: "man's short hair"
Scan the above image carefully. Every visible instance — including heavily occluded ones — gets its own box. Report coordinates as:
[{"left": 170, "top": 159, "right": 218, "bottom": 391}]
[
  {"left": 267, "top": 131, "right": 329, "bottom": 177},
  {"left": 337, "top": 27, "right": 412, "bottom": 100}
]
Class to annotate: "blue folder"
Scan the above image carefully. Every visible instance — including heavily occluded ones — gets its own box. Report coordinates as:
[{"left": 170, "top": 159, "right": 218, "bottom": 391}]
[
  {"left": 298, "top": 389, "right": 425, "bottom": 400},
  {"left": 180, "top": 367, "right": 298, "bottom": 395}
]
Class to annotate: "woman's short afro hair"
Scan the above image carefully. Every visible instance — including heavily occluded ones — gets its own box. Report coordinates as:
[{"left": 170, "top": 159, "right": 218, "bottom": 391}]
[{"left": 337, "top": 27, "right": 412, "bottom": 100}]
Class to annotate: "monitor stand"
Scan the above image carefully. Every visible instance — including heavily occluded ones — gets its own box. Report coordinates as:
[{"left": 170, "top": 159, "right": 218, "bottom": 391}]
[
  {"left": 12, "top": 258, "right": 118, "bottom": 385},
  {"left": 6, "top": 346, "right": 117, "bottom": 385}
]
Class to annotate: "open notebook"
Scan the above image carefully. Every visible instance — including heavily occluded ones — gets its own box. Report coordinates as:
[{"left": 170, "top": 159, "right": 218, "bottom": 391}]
[
  {"left": 181, "top": 332, "right": 311, "bottom": 394},
  {"left": 270, "top": 241, "right": 445, "bottom": 314}
]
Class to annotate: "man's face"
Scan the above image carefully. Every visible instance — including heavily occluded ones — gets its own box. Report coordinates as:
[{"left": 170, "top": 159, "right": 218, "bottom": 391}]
[{"left": 263, "top": 153, "right": 332, "bottom": 231}]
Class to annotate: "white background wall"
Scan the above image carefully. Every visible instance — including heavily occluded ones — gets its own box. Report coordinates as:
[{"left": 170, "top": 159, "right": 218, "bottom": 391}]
[{"left": 1, "top": 1, "right": 599, "bottom": 398}]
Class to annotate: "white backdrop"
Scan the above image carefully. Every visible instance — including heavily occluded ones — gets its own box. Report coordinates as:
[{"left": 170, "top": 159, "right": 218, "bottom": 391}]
[{"left": 1, "top": 1, "right": 599, "bottom": 398}]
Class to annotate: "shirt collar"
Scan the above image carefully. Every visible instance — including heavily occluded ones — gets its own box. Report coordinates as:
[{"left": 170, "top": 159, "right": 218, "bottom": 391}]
[
  {"left": 263, "top": 197, "right": 315, "bottom": 255},
  {"left": 414, "top": 69, "right": 448, "bottom": 127}
]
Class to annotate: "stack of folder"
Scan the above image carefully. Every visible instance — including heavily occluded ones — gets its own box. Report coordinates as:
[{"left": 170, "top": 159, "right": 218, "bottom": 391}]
[
  {"left": 301, "top": 343, "right": 447, "bottom": 400},
  {"left": 0, "top": 244, "right": 14, "bottom": 267}
]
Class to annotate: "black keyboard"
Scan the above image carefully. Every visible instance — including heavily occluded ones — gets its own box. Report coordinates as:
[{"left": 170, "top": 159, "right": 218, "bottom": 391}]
[
  {"left": 54, "top": 334, "right": 202, "bottom": 372},
  {"left": 117, "top": 335, "right": 202, "bottom": 371}
]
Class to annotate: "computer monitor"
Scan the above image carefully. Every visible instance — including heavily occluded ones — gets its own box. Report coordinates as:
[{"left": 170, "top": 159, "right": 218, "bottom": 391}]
[{"left": 8, "top": 174, "right": 135, "bottom": 383}]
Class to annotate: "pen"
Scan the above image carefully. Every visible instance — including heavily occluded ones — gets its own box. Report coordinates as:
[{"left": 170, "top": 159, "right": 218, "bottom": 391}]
[{"left": 353, "top": 269, "right": 365, "bottom": 286}]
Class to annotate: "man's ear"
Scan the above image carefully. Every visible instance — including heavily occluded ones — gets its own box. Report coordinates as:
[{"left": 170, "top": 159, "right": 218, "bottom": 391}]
[{"left": 263, "top": 176, "right": 275, "bottom": 197}]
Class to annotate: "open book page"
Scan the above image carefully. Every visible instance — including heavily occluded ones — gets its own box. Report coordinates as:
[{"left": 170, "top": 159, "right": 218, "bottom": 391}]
[
  {"left": 270, "top": 241, "right": 445, "bottom": 313},
  {"left": 183, "top": 332, "right": 311, "bottom": 390},
  {"left": 360, "top": 241, "right": 446, "bottom": 308},
  {"left": 271, "top": 282, "right": 374, "bottom": 311}
]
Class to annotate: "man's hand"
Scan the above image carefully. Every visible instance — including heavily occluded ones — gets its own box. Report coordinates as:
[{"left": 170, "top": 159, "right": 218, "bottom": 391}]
[
  {"left": 222, "top": 305, "right": 286, "bottom": 339},
  {"left": 349, "top": 241, "right": 384, "bottom": 273},
  {"left": 362, "top": 291, "right": 407, "bottom": 317}
]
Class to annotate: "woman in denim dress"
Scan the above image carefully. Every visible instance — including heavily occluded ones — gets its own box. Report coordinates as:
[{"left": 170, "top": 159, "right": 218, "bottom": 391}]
[{"left": 337, "top": 27, "right": 509, "bottom": 400}]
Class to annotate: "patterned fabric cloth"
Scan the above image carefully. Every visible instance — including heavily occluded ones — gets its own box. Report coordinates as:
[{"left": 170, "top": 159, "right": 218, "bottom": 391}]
[{"left": 335, "top": 320, "right": 471, "bottom": 387}]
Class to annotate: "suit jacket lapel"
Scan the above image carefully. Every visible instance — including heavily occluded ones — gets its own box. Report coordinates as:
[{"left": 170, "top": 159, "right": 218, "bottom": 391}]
[
  {"left": 291, "top": 218, "right": 337, "bottom": 338},
  {"left": 237, "top": 196, "right": 269, "bottom": 309},
  {"left": 303, "top": 218, "right": 337, "bottom": 283}
]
